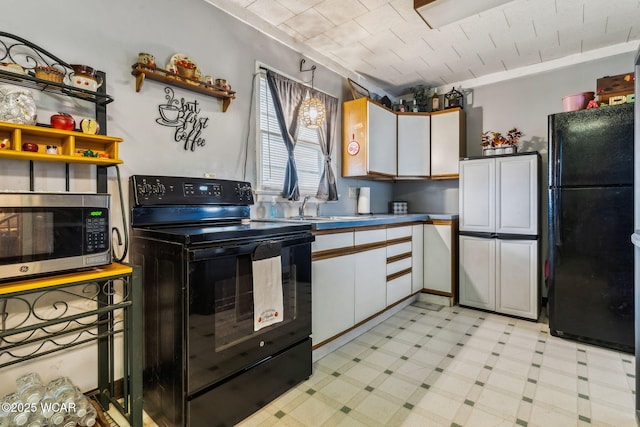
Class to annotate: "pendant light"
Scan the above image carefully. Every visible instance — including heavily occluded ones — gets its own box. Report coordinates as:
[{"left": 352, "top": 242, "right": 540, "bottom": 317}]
[{"left": 299, "top": 59, "right": 326, "bottom": 129}]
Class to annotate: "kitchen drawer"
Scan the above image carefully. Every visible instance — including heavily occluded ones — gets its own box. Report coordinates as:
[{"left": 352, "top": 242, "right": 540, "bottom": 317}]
[
  {"left": 387, "top": 241, "right": 412, "bottom": 258},
  {"left": 387, "top": 257, "right": 412, "bottom": 276},
  {"left": 312, "top": 232, "right": 353, "bottom": 252},
  {"left": 387, "top": 226, "right": 412, "bottom": 240},
  {"left": 387, "top": 272, "right": 412, "bottom": 304},
  {"left": 355, "top": 229, "right": 386, "bottom": 246}
]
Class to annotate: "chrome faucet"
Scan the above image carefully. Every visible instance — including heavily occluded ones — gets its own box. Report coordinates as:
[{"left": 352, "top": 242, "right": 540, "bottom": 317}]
[{"left": 299, "top": 195, "right": 311, "bottom": 218}]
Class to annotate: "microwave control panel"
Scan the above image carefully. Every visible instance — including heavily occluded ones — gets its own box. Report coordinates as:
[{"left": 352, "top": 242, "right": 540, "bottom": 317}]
[{"left": 85, "top": 208, "right": 109, "bottom": 253}]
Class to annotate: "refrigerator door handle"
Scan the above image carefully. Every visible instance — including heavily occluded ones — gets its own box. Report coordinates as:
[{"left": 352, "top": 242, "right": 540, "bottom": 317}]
[{"left": 554, "top": 190, "right": 562, "bottom": 246}]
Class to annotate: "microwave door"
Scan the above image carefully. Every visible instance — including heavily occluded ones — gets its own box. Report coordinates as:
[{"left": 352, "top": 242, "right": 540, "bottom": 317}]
[{"left": 31, "top": 212, "right": 54, "bottom": 256}]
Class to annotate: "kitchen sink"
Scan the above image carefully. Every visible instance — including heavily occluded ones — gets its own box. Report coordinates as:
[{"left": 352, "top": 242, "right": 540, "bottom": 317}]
[{"left": 285, "top": 215, "right": 378, "bottom": 221}]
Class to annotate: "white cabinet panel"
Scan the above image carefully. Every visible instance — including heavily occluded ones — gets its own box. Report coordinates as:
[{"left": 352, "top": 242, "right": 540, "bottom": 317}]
[
  {"left": 313, "top": 232, "right": 353, "bottom": 252},
  {"left": 387, "top": 242, "right": 412, "bottom": 258},
  {"left": 459, "top": 235, "right": 495, "bottom": 311},
  {"left": 431, "top": 109, "right": 464, "bottom": 177},
  {"left": 424, "top": 223, "right": 452, "bottom": 294},
  {"left": 397, "top": 114, "right": 430, "bottom": 177},
  {"left": 496, "top": 155, "right": 539, "bottom": 235},
  {"left": 387, "top": 226, "right": 412, "bottom": 240},
  {"left": 387, "top": 273, "right": 412, "bottom": 305},
  {"left": 496, "top": 239, "right": 538, "bottom": 319},
  {"left": 387, "top": 257, "right": 412, "bottom": 276},
  {"left": 368, "top": 102, "right": 397, "bottom": 176},
  {"left": 354, "top": 248, "right": 387, "bottom": 323},
  {"left": 459, "top": 159, "right": 495, "bottom": 233},
  {"left": 312, "top": 255, "right": 355, "bottom": 345},
  {"left": 355, "top": 229, "right": 386, "bottom": 245},
  {"left": 412, "top": 224, "right": 424, "bottom": 293}
]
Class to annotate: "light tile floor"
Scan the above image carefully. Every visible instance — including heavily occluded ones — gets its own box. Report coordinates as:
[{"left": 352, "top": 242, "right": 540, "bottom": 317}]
[{"left": 238, "top": 303, "right": 636, "bottom": 427}]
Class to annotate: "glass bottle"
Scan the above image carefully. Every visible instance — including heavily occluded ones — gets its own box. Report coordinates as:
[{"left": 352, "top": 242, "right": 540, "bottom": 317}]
[
  {"left": 25, "top": 412, "right": 46, "bottom": 427},
  {"left": 15, "top": 373, "right": 45, "bottom": 406},
  {"left": 77, "top": 405, "right": 97, "bottom": 427},
  {"left": 3, "top": 393, "right": 30, "bottom": 427},
  {"left": 431, "top": 88, "right": 439, "bottom": 111}
]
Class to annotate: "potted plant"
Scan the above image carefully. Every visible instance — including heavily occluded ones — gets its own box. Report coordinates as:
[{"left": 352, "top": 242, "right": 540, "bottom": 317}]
[
  {"left": 410, "top": 84, "right": 429, "bottom": 112},
  {"left": 481, "top": 128, "right": 523, "bottom": 155}
]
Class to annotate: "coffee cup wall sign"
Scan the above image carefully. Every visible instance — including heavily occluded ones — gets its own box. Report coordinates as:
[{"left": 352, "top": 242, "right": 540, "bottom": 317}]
[{"left": 156, "top": 87, "right": 210, "bottom": 152}]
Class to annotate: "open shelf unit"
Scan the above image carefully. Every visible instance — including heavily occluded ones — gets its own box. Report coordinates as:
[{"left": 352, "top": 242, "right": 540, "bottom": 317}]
[
  {"left": 0, "top": 122, "right": 123, "bottom": 165},
  {"left": 131, "top": 63, "right": 236, "bottom": 112}
]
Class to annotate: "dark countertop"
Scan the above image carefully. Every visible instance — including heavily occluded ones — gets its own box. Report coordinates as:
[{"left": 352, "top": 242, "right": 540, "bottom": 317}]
[{"left": 254, "top": 213, "right": 458, "bottom": 230}]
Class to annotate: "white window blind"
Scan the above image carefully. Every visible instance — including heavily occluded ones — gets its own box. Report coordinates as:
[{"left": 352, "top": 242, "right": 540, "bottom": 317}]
[{"left": 257, "top": 72, "right": 323, "bottom": 194}]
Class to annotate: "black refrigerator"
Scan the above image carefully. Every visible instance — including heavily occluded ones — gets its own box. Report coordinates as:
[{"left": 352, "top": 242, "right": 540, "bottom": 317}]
[{"left": 548, "top": 102, "right": 634, "bottom": 353}]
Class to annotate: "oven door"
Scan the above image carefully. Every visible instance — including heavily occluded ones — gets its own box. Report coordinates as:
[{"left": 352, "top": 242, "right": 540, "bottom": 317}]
[{"left": 186, "top": 232, "right": 313, "bottom": 395}]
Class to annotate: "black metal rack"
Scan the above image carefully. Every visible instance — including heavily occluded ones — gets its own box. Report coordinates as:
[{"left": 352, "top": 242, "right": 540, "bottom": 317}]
[{"left": 0, "top": 264, "right": 142, "bottom": 426}]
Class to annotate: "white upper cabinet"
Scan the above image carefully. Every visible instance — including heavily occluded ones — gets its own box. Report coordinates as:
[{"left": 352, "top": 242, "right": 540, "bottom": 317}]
[
  {"left": 431, "top": 108, "right": 466, "bottom": 177},
  {"left": 459, "top": 158, "right": 496, "bottom": 233},
  {"left": 397, "top": 113, "right": 430, "bottom": 177},
  {"left": 343, "top": 100, "right": 464, "bottom": 180},
  {"left": 496, "top": 155, "right": 539, "bottom": 235},
  {"left": 368, "top": 101, "right": 397, "bottom": 176}
]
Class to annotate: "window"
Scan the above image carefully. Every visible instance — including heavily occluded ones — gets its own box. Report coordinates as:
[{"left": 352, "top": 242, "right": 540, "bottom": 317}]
[{"left": 257, "top": 71, "right": 323, "bottom": 194}]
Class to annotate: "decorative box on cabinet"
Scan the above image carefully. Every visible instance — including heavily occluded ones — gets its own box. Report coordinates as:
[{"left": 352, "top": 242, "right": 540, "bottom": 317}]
[
  {"left": 342, "top": 98, "right": 397, "bottom": 179},
  {"left": 0, "top": 264, "right": 142, "bottom": 426}
]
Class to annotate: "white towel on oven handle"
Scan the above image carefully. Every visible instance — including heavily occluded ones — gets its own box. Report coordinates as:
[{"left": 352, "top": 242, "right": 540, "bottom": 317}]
[{"left": 252, "top": 242, "right": 283, "bottom": 331}]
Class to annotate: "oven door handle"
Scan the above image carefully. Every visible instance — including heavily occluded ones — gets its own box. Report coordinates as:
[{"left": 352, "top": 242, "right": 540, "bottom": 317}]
[{"left": 188, "top": 233, "right": 314, "bottom": 261}]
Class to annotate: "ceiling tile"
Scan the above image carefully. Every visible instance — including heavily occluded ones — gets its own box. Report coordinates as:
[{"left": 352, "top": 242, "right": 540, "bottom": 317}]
[
  {"left": 275, "top": 0, "right": 323, "bottom": 14},
  {"left": 358, "top": 0, "right": 395, "bottom": 11},
  {"left": 313, "top": 0, "right": 368, "bottom": 26},
  {"left": 326, "top": 20, "right": 371, "bottom": 47},
  {"left": 247, "top": 0, "right": 294, "bottom": 25},
  {"left": 355, "top": 4, "right": 404, "bottom": 34},
  {"left": 283, "top": 7, "right": 336, "bottom": 39}
]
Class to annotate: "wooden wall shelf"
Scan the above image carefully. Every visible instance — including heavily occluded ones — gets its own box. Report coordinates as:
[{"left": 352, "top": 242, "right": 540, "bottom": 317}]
[
  {"left": 0, "top": 122, "right": 123, "bottom": 165},
  {"left": 131, "top": 63, "right": 236, "bottom": 112}
]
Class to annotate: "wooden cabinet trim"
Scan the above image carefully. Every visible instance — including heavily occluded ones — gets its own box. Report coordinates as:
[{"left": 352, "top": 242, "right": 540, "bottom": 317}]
[
  {"left": 312, "top": 241, "right": 387, "bottom": 261},
  {"left": 386, "top": 236, "right": 412, "bottom": 246},
  {"left": 387, "top": 268, "right": 412, "bottom": 282},
  {"left": 387, "top": 252, "right": 412, "bottom": 264}
]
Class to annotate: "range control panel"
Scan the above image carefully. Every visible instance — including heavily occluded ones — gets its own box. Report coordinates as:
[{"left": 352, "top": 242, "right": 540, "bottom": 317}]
[{"left": 130, "top": 175, "right": 254, "bottom": 206}]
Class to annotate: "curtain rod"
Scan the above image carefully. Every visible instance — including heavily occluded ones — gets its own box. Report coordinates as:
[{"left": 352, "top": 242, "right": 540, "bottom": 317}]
[{"left": 257, "top": 63, "right": 337, "bottom": 99}]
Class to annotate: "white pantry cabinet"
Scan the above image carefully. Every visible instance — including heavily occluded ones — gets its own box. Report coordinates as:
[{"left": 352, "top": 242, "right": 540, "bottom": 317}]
[
  {"left": 459, "top": 236, "right": 539, "bottom": 319},
  {"left": 459, "top": 155, "right": 538, "bottom": 235}
]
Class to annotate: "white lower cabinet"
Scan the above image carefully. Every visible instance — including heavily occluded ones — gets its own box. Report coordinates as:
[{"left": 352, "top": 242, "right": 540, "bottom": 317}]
[
  {"left": 459, "top": 235, "right": 539, "bottom": 319},
  {"left": 496, "top": 239, "right": 539, "bottom": 319},
  {"left": 312, "top": 224, "right": 418, "bottom": 347},
  {"left": 354, "top": 247, "right": 387, "bottom": 323},
  {"left": 459, "top": 235, "right": 495, "bottom": 310},
  {"left": 312, "top": 254, "right": 355, "bottom": 345}
]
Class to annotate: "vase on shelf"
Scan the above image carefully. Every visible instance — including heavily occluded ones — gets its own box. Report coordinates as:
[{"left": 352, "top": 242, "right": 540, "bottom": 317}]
[{"left": 504, "top": 145, "right": 517, "bottom": 154}]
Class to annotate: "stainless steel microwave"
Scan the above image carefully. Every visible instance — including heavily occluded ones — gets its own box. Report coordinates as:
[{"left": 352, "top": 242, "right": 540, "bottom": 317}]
[{"left": 0, "top": 192, "right": 111, "bottom": 281}]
